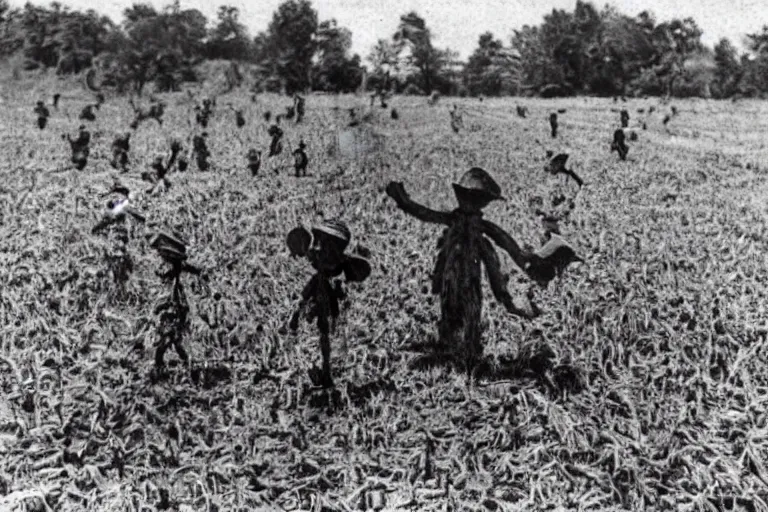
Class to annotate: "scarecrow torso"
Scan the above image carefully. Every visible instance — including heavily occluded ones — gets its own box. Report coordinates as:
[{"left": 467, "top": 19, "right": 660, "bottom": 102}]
[{"left": 433, "top": 211, "right": 484, "bottom": 334}]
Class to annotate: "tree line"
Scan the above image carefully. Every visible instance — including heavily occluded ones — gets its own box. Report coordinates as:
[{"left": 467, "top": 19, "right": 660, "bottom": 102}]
[{"left": 1, "top": 0, "right": 767, "bottom": 98}]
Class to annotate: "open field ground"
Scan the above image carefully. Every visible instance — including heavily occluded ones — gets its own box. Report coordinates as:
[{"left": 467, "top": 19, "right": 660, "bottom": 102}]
[{"left": 2, "top": 82, "right": 768, "bottom": 511}]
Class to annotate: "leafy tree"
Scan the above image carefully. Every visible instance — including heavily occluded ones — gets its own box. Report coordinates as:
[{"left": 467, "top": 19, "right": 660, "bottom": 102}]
[
  {"left": 206, "top": 5, "right": 251, "bottom": 61},
  {"left": 312, "top": 19, "right": 362, "bottom": 92},
  {"left": 464, "top": 32, "right": 519, "bottom": 96},
  {"left": 101, "top": 2, "right": 206, "bottom": 93},
  {"left": 712, "top": 38, "right": 742, "bottom": 97},
  {"left": 256, "top": 0, "right": 318, "bottom": 94},
  {"left": 393, "top": 12, "right": 445, "bottom": 94}
]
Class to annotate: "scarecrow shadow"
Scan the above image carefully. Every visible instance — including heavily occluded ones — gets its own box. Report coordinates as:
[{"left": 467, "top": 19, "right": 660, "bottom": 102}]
[
  {"left": 305, "top": 375, "right": 397, "bottom": 410},
  {"left": 405, "top": 340, "right": 586, "bottom": 397}
]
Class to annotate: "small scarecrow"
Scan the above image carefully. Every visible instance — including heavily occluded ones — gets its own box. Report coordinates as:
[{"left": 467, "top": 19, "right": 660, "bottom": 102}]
[
  {"left": 611, "top": 129, "right": 628, "bottom": 160},
  {"left": 386, "top": 168, "right": 545, "bottom": 371},
  {"left": 247, "top": 148, "right": 262, "bottom": 176},
  {"left": 293, "top": 140, "right": 308, "bottom": 177},
  {"left": 66, "top": 125, "right": 91, "bottom": 170},
  {"left": 34, "top": 100, "right": 50, "bottom": 130},
  {"left": 150, "top": 231, "right": 202, "bottom": 369},
  {"left": 285, "top": 219, "right": 372, "bottom": 388},
  {"left": 111, "top": 132, "right": 131, "bottom": 171},
  {"left": 620, "top": 109, "right": 629, "bottom": 128},
  {"left": 549, "top": 113, "right": 558, "bottom": 138}
]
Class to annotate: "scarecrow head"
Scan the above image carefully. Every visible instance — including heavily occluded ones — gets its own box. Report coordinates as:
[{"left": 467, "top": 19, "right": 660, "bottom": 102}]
[
  {"left": 286, "top": 219, "right": 371, "bottom": 281},
  {"left": 452, "top": 167, "right": 505, "bottom": 212}
]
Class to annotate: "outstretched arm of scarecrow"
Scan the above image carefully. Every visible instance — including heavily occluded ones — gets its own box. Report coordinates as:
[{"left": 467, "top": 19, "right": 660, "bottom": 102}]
[
  {"left": 385, "top": 182, "right": 451, "bottom": 225},
  {"left": 480, "top": 239, "right": 540, "bottom": 319},
  {"left": 481, "top": 220, "right": 532, "bottom": 272}
]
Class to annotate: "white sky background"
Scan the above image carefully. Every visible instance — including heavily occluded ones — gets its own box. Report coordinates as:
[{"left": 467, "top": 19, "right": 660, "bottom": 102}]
[{"left": 17, "top": 0, "right": 768, "bottom": 60}]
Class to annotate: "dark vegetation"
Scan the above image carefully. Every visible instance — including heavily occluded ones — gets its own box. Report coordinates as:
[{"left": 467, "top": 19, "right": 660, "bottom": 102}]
[{"left": 2, "top": 0, "right": 768, "bottom": 98}]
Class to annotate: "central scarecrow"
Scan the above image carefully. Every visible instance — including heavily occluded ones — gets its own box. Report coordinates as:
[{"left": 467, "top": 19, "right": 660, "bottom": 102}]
[{"left": 386, "top": 168, "right": 541, "bottom": 370}]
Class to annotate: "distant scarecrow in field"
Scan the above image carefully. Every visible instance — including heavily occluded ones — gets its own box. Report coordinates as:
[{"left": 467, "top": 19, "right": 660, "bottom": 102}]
[
  {"left": 268, "top": 120, "right": 284, "bottom": 158},
  {"left": 294, "top": 94, "right": 306, "bottom": 123},
  {"left": 111, "top": 132, "right": 131, "bottom": 171},
  {"left": 66, "top": 125, "right": 91, "bottom": 170},
  {"left": 247, "top": 148, "right": 262, "bottom": 176},
  {"left": 285, "top": 219, "right": 372, "bottom": 388},
  {"left": 620, "top": 109, "right": 629, "bottom": 128},
  {"left": 34, "top": 100, "right": 50, "bottom": 130},
  {"left": 611, "top": 129, "right": 628, "bottom": 160},
  {"left": 293, "top": 140, "right": 308, "bottom": 177},
  {"left": 450, "top": 104, "right": 463, "bottom": 133},
  {"left": 347, "top": 108, "right": 360, "bottom": 127},
  {"left": 386, "top": 168, "right": 548, "bottom": 371},
  {"left": 52, "top": 93, "right": 61, "bottom": 109},
  {"left": 192, "top": 133, "right": 210, "bottom": 171},
  {"left": 516, "top": 105, "right": 528, "bottom": 118},
  {"left": 150, "top": 231, "right": 202, "bottom": 369},
  {"left": 92, "top": 193, "right": 146, "bottom": 287},
  {"left": 229, "top": 105, "right": 245, "bottom": 128},
  {"left": 79, "top": 104, "right": 96, "bottom": 122},
  {"left": 549, "top": 112, "right": 558, "bottom": 138},
  {"left": 143, "top": 140, "right": 182, "bottom": 192}
]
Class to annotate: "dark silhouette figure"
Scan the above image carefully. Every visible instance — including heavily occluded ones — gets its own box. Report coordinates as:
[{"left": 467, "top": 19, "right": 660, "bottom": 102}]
[
  {"left": 450, "top": 104, "right": 463, "bottom": 133},
  {"left": 386, "top": 168, "right": 542, "bottom": 372},
  {"left": 34, "top": 101, "right": 49, "bottom": 130},
  {"left": 294, "top": 94, "right": 306, "bottom": 123},
  {"left": 268, "top": 122, "right": 284, "bottom": 158},
  {"left": 611, "top": 129, "right": 628, "bottom": 160},
  {"left": 234, "top": 108, "right": 245, "bottom": 128},
  {"left": 52, "top": 93, "right": 61, "bottom": 109},
  {"left": 620, "top": 109, "right": 629, "bottom": 128},
  {"left": 192, "top": 133, "right": 210, "bottom": 171},
  {"left": 516, "top": 105, "right": 528, "bottom": 118},
  {"left": 348, "top": 108, "right": 360, "bottom": 127},
  {"left": 150, "top": 231, "right": 201, "bottom": 368},
  {"left": 293, "top": 140, "right": 308, "bottom": 177},
  {"left": 247, "top": 149, "right": 262, "bottom": 176},
  {"left": 285, "top": 219, "right": 371, "bottom": 388},
  {"left": 264, "top": 111, "right": 271, "bottom": 122},
  {"left": 545, "top": 153, "right": 583, "bottom": 188},
  {"left": 111, "top": 132, "right": 131, "bottom": 171},
  {"left": 79, "top": 104, "right": 96, "bottom": 122},
  {"left": 66, "top": 125, "right": 91, "bottom": 170},
  {"left": 391, "top": 108, "right": 399, "bottom": 120},
  {"left": 549, "top": 113, "right": 558, "bottom": 138},
  {"left": 524, "top": 234, "right": 583, "bottom": 287}
]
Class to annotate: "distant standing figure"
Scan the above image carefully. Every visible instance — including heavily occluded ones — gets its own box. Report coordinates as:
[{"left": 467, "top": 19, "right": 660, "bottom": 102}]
[
  {"left": 293, "top": 140, "right": 308, "bottom": 177},
  {"left": 34, "top": 101, "right": 50, "bottom": 130},
  {"left": 549, "top": 113, "right": 558, "bottom": 138}
]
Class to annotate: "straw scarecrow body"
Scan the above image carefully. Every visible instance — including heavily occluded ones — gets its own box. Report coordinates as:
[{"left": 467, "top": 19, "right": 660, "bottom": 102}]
[
  {"left": 286, "top": 220, "right": 371, "bottom": 388},
  {"left": 34, "top": 101, "right": 49, "bottom": 130},
  {"left": 386, "top": 168, "right": 540, "bottom": 370},
  {"left": 150, "top": 232, "right": 201, "bottom": 368}
]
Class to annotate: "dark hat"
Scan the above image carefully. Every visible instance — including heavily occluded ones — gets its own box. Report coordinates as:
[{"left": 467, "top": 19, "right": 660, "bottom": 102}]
[
  {"left": 311, "top": 219, "right": 351, "bottom": 250},
  {"left": 452, "top": 167, "right": 504, "bottom": 202}
]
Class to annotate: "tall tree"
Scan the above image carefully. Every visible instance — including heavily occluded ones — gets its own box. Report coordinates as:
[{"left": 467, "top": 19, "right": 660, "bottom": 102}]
[
  {"left": 393, "top": 12, "right": 444, "bottom": 93},
  {"left": 259, "top": 0, "right": 318, "bottom": 94},
  {"left": 207, "top": 5, "right": 251, "bottom": 61},
  {"left": 712, "top": 38, "right": 741, "bottom": 97},
  {"left": 464, "top": 32, "right": 519, "bottom": 96},
  {"left": 312, "top": 19, "right": 362, "bottom": 92}
]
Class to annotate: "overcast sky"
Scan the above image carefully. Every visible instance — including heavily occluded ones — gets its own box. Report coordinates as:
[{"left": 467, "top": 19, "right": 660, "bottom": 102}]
[{"left": 19, "top": 0, "right": 768, "bottom": 59}]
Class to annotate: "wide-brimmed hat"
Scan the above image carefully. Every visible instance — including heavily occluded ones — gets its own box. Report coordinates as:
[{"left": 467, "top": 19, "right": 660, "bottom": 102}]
[
  {"left": 452, "top": 167, "right": 504, "bottom": 202},
  {"left": 311, "top": 219, "right": 351, "bottom": 250}
]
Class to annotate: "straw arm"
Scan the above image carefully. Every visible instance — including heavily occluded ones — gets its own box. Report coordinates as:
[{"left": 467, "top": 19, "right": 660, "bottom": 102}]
[
  {"left": 481, "top": 220, "right": 531, "bottom": 272},
  {"left": 385, "top": 182, "right": 451, "bottom": 225}
]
